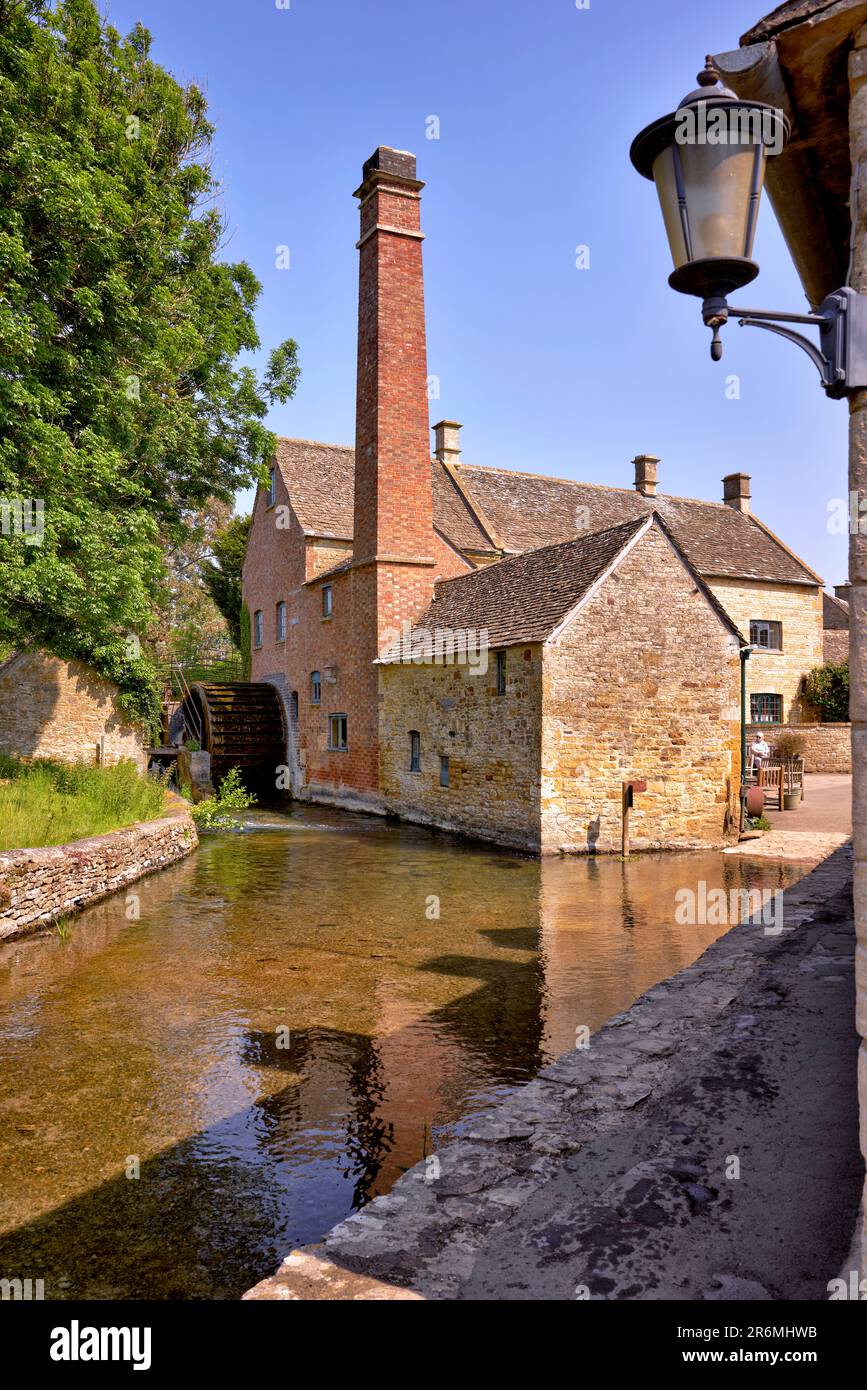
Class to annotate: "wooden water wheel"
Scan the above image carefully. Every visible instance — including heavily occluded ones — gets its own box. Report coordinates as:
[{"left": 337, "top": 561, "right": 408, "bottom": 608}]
[{"left": 179, "top": 682, "right": 286, "bottom": 791}]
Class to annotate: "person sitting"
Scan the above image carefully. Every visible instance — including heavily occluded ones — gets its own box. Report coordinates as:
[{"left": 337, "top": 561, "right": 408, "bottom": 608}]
[{"left": 749, "top": 733, "right": 771, "bottom": 774}]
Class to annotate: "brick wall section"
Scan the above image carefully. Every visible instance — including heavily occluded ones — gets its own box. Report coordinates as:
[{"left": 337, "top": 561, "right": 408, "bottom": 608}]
[
  {"left": 379, "top": 644, "right": 543, "bottom": 851},
  {"left": 541, "top": 527, "right": 742, "bottom": 853},
  {"left": 747, "top": 722, "right": 852, "bottom": 773},
  {"left": 0, "top": 811, "right": 198, "bottom": 942},
  {"left": 0, "top": 652, "right": 147, "bottom": 770},
  {"left": 706, "top": 577, "right": 824, "bottom": 722}
]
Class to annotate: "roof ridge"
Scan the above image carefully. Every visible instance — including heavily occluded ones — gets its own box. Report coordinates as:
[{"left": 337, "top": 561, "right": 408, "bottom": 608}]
[{"left": 275, "top": 437, "right": 354, "bottom": 452}]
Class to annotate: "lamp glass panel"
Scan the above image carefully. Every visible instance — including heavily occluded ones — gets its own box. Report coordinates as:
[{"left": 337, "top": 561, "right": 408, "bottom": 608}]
[{"left": 652, "top": 140, "right": 765, "bottom": 269}]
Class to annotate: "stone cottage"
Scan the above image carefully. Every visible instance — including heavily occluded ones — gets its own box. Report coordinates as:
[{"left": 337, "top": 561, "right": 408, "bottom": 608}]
[
  {"left": 242, "top": 145, "right": 823, "bottom": 850},
  {"left": 378, "top": 514, "right": 743, "bottom": 853}
]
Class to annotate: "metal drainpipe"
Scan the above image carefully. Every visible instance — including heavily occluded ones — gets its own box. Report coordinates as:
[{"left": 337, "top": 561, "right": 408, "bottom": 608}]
[{"left": 740, "top": 645, "right": 752, "bottom": 832}]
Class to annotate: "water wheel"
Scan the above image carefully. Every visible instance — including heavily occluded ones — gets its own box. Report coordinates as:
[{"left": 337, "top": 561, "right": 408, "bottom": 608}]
[{"left": 179, "top": 682, "right": 286, "bottom": 793}]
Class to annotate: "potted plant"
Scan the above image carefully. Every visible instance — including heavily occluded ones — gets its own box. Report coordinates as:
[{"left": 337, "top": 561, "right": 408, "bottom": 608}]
[{"left": 774, "top": 731, "right": 805, "bottom": 810}]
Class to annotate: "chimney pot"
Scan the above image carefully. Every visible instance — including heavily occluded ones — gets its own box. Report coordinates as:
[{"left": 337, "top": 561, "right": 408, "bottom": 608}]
[
  {"left": 835, "top": 582, "right": 851, "bottom": 603},
  {"left": 633, "top": 454, "right": 660, "bottom": 498},
  {"left": 433, "top": 420, "right": 462, "bottom": 465},
  {"left": 722, "top": 472, "right": 751, "bottom": 513}
]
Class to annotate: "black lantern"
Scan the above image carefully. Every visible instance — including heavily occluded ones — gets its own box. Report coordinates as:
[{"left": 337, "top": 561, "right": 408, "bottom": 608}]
[{"left": 630, "top": 58, "right": 789, "bottom": 303}]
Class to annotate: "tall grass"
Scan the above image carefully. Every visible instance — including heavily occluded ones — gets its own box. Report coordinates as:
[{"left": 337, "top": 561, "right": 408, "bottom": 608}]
[{"left": 0, "top": 756, "right": 168, "bottom": 851}]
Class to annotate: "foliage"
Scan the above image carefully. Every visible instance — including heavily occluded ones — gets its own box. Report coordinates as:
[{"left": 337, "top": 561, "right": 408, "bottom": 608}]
[
  {"left": 803, "top": 663, "right": 849, "bottom": 724},
  {"left": 189, "top": 765, "right": 256, "bottom": 831},
  {"left": 748, "top": 815, "right": 772, "bottom": 832},
  {"left": 150, "top": 498, "right": 239, "bottom": 665},
  {"left": 239, "top": 603, "right": 252, "bottom": 681},
  {"left": 202, "top": 514, "right": 251, "bottom": 650},
  {"left": 0, "top": 1, "right": 299, "bottom": 723},
  {"left": 773, "top": 730, "right": 805, "bottom": 765},
  {"left": 0, "top": 754, "right": 166, "bottom": 850}
]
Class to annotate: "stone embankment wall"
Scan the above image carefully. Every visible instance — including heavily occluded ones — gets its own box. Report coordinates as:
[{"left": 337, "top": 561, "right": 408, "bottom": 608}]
[
  {"left": 747, "top": 722, "right": 851, "bottom": 773},
  {"left": 0, "top": 811, "right": 197, "bottom": 941},
  {"left": 0, "top": 651, "right": 147, "bottom": 770}
]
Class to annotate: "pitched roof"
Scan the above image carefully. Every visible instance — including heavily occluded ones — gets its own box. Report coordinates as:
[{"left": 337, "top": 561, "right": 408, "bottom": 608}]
[
  {"left": 823, "top": 590, "right": 850, "bottom": 629},
  {"left": 452, "top": 465, "right": 821, "bottom": 586},
  {"left": 272, "top": 438, "right": 821, "bottom": 586},
  {"left": 391, "top": 515, "right": 744, "bottom": 651},
  {"left": 273, "top": 438, "right": 495, "bottom": 552}
]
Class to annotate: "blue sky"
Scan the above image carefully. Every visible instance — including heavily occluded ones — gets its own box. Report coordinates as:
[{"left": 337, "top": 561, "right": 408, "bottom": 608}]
[{"left": 103, "top": 0, "right": 848, "bottom": 587}]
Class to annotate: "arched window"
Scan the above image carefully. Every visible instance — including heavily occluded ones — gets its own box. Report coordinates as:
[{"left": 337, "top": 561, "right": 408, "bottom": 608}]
[
  {"left": 409, "top": 730, "right": 421, "bottom": 772},
  {"left": 311, "top": 671, "right": 321, "bottom": 704}
]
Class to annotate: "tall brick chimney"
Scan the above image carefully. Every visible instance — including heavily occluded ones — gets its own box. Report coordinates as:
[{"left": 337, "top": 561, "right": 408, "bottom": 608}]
[
  {"left": 353, "top": 147, "right": 434, "bottom": 570},
  {"left": 723, "top": 472, "right": 751, "bottom": 513},
  {"left": 633, "top": 454, "right": 659, "bottom": 497}
]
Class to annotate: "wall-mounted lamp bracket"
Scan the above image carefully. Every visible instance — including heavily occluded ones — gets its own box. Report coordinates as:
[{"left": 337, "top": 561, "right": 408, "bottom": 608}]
[{"left": 701, "top": 288, "right": 867, "bottom": 399}]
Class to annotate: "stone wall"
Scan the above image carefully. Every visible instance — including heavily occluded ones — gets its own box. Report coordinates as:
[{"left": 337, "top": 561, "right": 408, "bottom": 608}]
[
  {"left": 0, "top": 810, "right": 198, "bottom": 941},
  {"left": 825, "top": 629, "right": 850, "bottom": 663},
  {"left": 706, "top": 576, "right": 824, "bottom": 723},
  {"left": 0, "top": 651, "right": 147, "bottom": 770},
  {"left": 541, "top": 526, "right": 742, "bottom": 853},
  {"left": 746, "top": 722, "right": 851, "bottom": 773},
  {"left": 378, "top": 645, "right": 543, "bottom": 851}
]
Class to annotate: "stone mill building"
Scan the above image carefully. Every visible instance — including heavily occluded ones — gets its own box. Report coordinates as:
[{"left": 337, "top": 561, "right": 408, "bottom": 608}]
[{"left": 242, "top": 146, "right": 827, "bottom": 854}]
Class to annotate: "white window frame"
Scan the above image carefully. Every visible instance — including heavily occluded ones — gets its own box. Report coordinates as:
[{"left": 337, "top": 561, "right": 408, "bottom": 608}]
[
  {"left": 328, "top": 713, "right": 348, "bottom": 751},
  {"left": 276, "top": 601, "right": 286, "bottom": 642},
  {"left": 750, "top": 619, "right": 783, "bottom": 652}
]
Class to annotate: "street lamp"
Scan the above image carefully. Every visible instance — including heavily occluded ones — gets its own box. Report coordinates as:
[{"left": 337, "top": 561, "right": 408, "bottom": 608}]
[{"left": 631, "top": 58, "right": 867, "bottom": 398}]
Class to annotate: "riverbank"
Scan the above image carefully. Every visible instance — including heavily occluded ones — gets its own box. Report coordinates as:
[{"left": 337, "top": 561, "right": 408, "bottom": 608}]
[
  {"left": 0, "top": 796, "right": 197, "bottom": 941},
  {"left": 246, "top": 842, "right": 860, "bottom": 1300}
]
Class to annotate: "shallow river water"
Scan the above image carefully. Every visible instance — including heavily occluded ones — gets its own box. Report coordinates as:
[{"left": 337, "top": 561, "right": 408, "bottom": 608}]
[{"left": 0, "top": 806, "right": 804, "bottom": 1299}]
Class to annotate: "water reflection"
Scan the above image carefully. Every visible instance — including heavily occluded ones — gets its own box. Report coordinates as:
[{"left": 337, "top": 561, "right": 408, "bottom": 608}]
[{"left": 0, "top": 806, "right": 803, "bottom": 1299}]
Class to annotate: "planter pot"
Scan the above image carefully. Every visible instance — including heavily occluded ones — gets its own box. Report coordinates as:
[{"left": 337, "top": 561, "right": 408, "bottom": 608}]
[{"left": 783, "top": 789, "right": 802, "bottom": 811}]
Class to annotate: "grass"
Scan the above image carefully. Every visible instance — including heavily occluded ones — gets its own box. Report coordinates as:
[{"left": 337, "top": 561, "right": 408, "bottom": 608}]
[{"left": 0, "top": 755, "right": 168, "bottom": 852}]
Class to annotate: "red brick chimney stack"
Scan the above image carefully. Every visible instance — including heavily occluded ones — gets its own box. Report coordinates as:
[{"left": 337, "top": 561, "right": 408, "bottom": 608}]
[{"left": 353, "top": 147, "right": 434, "bottom": 565}]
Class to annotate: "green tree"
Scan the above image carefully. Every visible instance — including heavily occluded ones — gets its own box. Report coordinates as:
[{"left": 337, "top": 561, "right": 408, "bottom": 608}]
[
  {"left": 202, "top": 514, "right": 251, "bottom": 651},
  {"left": 0, "top": 0, "right": 299, "bottom": 731},
  {"left": 804, "top": 663, "right": 850, "bottom": 723}
]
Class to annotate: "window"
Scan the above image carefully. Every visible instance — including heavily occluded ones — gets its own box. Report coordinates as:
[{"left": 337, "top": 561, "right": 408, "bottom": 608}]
[
  {"left": 439, "top": 755, "right": 449, "bottom": 788},
  {"left": 311, "top": 671, "right": 321, "bottom": 704},
  {"left": 328, "top": 714, "right": 348, "bottom": 751},
  {"left": 276, "top": 601, "right": 286, "bottom": 642},
  {"left": 750, "top": 620, "right": 782, "bottom": 652},
  {"left": 322, "top": 584, "right": 333, "bottom": 618},
  {"left": 409, "top": 730, "right": 421, "bottom": 773},
  {"left": 751, "top": 693, "right": 783, "bottom": 724},
  {"left": 290, "top": 691, "right": 299, "bottom": 722},
  {"left": 496, "top": 649, "right": 506, "bottom": 696},
  {"left": 253, "top": 610, "right": 263, "bottom": 648},
  {"left": 267, "top": 466, "right": 276, "bottom": 507}
]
